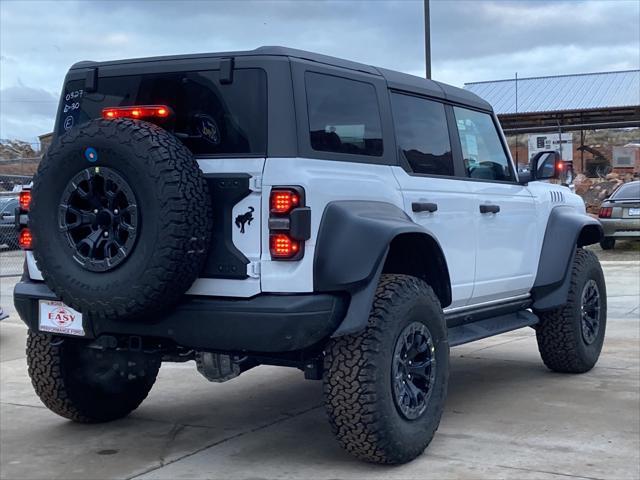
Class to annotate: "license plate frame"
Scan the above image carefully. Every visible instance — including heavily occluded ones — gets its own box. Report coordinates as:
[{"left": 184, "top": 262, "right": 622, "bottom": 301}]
[{"left": 38, "top": 300, "right": 85, "bottom": 336}]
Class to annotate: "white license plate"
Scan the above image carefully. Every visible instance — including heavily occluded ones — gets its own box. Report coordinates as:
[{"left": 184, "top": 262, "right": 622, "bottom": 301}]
[
  {"left": 38, "top": 300, "right": 85, "bottom": 336},
  {"left": 628, "top": 208, "right": 640, "bottom": 216}
]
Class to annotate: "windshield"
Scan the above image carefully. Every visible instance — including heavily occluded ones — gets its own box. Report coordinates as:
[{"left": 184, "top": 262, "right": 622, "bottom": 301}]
[
  {"left": 612, "top": 182, "right": 640, "bottom": 200},
  {"left": 58, "top": 68, "right": 267, "bottom": 156}
]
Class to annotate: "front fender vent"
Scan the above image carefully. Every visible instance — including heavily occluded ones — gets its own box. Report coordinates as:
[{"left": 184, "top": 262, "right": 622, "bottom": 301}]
[{"left": 550, "top": 191, "right": 565, "bottom": 203}]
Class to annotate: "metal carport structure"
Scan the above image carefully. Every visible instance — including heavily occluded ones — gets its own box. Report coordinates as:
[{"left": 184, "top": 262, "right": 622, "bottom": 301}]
[
  {"left": 464, "top": 70, "right": 640, "bottom": 173},
  {"left": 464, "top": 70, "right": 640, "bottom": 134}
]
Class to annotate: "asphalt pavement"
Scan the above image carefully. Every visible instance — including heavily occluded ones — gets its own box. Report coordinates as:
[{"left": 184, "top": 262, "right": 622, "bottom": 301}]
[{"left": 0, "top": 245, "right": 638, "bottom": 480}]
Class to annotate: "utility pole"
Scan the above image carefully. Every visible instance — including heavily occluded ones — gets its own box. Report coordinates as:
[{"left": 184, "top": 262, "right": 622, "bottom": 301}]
[
  {"left": 515, "top": 72, "right": 518, "bottom": 169},
  {"left": 424, "top": 0, "right": 431, "bottom": 79}
]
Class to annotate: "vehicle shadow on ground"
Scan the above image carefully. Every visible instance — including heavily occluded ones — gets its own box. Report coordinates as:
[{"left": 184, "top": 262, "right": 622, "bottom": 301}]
[
  {"left": 3, "top": 339, "right": 622, "bottom": 480},
  {"left": 124, "top": 354, "right": 555, "bottom": 471}
]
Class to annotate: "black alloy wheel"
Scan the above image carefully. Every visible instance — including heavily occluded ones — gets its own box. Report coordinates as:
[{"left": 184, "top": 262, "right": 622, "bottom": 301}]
[
  {"left": 59, "top": 167, "right": 138, "bottom": 272},
  {"left": 580, "top": 279, "right": 601, "bottom": 345},
  {"left": 392, "top": 321, "right": 437, "bottom": 420}
]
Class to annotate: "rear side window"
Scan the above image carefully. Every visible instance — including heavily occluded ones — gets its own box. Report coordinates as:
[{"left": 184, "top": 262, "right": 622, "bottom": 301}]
[
  {"left": 453, "top": 107, "right": 514, "bottom": 182},
  {"left": 305, "top": 72, "right": 383, "bottom": 157},
  {"left": 59, "top": 69, "right": 267, "bottom": 156},
  {"left": 390, "top": 92, "right": 453, "bottom": 176}
]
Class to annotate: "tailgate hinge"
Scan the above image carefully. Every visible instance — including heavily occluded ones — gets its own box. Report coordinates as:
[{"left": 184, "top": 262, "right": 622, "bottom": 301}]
[
  {"left": 250, "top": 175, "right": 262, "bottom": 192},
  {"left": 248, "top": 261, "right": 261, "bottom": 278}
]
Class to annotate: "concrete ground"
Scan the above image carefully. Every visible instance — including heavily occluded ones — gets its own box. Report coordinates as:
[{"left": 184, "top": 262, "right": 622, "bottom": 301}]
[{"left": 0, "top": 248, "right": 638, "bottom": 479}]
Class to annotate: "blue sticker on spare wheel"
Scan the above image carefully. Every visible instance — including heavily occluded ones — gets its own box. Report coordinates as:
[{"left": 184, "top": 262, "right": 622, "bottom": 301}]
[{"left": 84, "top": 147, "right": 98, "bottom": 163}]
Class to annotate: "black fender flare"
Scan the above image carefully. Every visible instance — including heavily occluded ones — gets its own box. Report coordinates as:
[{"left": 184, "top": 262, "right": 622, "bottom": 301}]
[
  {"left": 532, "top": 205, "right": 603, "bottom": 310},
  {"left": 313, "top": 200, "right": 450, "bottom": 336}
]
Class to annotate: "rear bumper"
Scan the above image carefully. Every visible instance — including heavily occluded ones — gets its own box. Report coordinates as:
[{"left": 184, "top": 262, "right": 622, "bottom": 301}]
[
  {"left": 14, "top": 280, "right": 348, "bottom": 353},
  {"left": 599, "top": 218, "right": 640, "bottom": 237}
]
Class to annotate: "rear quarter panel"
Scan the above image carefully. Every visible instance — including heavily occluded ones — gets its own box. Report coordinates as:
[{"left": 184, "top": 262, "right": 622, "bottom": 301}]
[{"left": 261, "top": 157, "right": 404, "bottom": 293}]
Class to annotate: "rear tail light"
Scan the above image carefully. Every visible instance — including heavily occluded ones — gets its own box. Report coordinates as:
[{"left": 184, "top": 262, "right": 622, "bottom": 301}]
[
  {"left": 599, "top": 207, "right": 612, "bottom": 218},
  {"left": 102, "top": 105, "right": 172, "bottom": 120},
  {"left": 19, "top": 190, "right": 31, "bottom": 212},
  {"left": 17, "top": 188, "right": 32, "bottom": 249},
  {"left": 19, "top": 228, "right": 33, "bottom": 250},
  {"left": 268, "top": 186, "right": 310, "bottom": 261},
  {"left": 270, "top": 189, "right": 301, "bottom": 214},
  {"left": 270, "top": 234, "right": 300, "bottom": 259}
]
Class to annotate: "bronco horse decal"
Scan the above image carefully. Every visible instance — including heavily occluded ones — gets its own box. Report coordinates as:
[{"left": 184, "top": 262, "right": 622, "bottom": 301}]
[{"left": 235, "top": 206, "right": 255, "bottom": 234}]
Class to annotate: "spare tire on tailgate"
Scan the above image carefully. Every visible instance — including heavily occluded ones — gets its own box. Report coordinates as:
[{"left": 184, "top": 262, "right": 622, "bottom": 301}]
[{"left": 30, "top": 118, "right": 212, "bottom": 321}]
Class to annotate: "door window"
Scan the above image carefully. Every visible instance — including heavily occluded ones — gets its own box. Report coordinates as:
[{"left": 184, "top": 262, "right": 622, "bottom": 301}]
[
  {"left": 453, "top": 107, "right": 514, "bottom": 182},
  {"left": 390, "top": 93, "right": 453, "bottom": 176},
  {"left": 305, "top": 72, "right": 383, "bottom": 157}
]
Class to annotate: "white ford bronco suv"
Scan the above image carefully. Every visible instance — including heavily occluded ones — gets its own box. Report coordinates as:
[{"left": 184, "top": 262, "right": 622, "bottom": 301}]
[{"left": 14, "top": 47, "right": 606, "bottom": 465}]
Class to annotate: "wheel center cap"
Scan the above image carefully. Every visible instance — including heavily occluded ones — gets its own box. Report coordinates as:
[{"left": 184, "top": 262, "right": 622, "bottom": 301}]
[{"left": 96, "top": 210, "right": 113, "bottom": 227}]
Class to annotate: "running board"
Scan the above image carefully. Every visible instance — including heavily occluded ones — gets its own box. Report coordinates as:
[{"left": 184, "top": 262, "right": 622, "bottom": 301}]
[{"left": 448, "top": 310, "right": 539, "bottom": 347}]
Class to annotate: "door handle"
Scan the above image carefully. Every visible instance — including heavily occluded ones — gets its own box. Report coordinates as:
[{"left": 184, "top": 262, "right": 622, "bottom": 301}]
[
  {"left": 480, "top": 204, "right": 500, "bottom": 214},
  {"left": 412, "top": 202, "right": 438, "bottom": 213}
]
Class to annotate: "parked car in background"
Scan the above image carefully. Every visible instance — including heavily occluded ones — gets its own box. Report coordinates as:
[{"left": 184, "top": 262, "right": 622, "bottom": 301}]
[
  {"left": 598, "top": 180, "right": 640, "bottom": 249},
  {"left": 0, "top": 196, "right": 19, "bottom": 250}
]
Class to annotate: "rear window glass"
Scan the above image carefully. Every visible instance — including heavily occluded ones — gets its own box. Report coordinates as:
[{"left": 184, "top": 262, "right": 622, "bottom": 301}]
[
  {"left": 0, "top": 197, "right": 17, "bottom": 214},
  {"left": 612, "top": 182, "right": 640, "bottom": 200},
  {"left": 305, "top": 72, "right": 383, "bottom": 157},
  {"left": 58, "top": 69, "right": 267, "bottom": 156}
]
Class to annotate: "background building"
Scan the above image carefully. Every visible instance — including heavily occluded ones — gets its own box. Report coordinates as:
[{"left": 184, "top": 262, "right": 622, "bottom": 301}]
[{"left": 465, "top": 70, "right": 640, "bottom": 176}]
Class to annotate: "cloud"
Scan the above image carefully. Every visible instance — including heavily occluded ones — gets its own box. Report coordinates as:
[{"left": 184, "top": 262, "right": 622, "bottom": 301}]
[
  {"left": 437, "top": 44, "right": 640, "bottom": 86},
  {"left": 0, "top": 0, "right": 638, "bottom": 141},
  {"left": 0, "top": 86, "right": 58, "bottom": 141},
  {"left": 431, "top": 0, "right": 640, "bottom": 62}
]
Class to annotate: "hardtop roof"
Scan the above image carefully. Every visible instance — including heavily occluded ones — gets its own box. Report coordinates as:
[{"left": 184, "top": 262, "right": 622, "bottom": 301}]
[{"left": 70, "top": 46, "right": 491, "bottom": 111}]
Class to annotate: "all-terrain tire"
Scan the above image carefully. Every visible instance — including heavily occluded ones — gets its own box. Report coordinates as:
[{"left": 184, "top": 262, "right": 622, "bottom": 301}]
[
  {"left": 323, "top": 274, "right": 449, "bottom": 465},
  {"left": 26, "top": 331, "right": 160, "bottom": 422},
  {"left": 30, "top": 119, "right": 212, "bottom": 321},
  {"left": 535, "top": 249, "right": 607, "bottom": 373},
  {"left": 599, "top": 237, "right": 615, "bottom": 250}
]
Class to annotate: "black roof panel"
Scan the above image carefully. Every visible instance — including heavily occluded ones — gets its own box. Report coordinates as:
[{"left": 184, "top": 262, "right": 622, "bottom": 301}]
[{"left": 71, "top": 46, "right": 491, "bottom": 111}]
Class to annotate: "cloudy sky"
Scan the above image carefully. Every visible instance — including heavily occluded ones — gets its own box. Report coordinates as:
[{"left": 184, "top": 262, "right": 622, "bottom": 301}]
[{"left": 1, "top": 0, "right": 639, "bottom": 143}]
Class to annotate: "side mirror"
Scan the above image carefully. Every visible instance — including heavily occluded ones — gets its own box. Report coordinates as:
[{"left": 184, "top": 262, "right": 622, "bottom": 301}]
[
  {"left": 518, "top": 171, "right": 532, "bottom": 184},
  {"left": 530, "top": 151, "right": 561, "bottom": 181}
]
